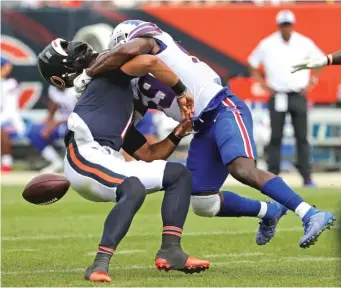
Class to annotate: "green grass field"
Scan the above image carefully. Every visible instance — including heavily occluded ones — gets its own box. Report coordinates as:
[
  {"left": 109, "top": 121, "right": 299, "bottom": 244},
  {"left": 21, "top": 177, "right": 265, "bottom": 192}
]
[{"left": 2, "top": 185, "right": 340, "bottom": 287}]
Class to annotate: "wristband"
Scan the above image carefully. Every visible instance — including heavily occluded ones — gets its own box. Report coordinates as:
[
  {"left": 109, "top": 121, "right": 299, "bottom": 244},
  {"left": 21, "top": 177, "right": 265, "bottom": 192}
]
[
  {"left": 167, "top": 131, "right": 181, "bottom": 145},
  {"left": 327, "top": 54, "right": 333, "bottom": 65},
  {"left": 171, "top": 79, "right": 187, "bottom": 98}
]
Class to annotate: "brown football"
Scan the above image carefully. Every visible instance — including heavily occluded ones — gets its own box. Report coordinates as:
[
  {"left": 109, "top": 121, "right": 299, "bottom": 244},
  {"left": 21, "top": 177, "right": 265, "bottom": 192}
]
[{"left": 22, "top": 174, "right": 70, "bottom": 205}]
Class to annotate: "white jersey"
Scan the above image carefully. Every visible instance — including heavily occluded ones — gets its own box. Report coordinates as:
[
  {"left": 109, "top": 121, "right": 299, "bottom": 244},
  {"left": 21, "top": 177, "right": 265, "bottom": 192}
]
[
  {"left": 48, "top": 86, "right": 77, "bottom": 121},
  {"left": 128, "top": 23, "right": 223, "bottom": 121},
  {"left": 0, "top": 77, "right": 26, "bottom": 135},
  {"left": 131, "top": 60, "right": 221, "bottom": 123}
]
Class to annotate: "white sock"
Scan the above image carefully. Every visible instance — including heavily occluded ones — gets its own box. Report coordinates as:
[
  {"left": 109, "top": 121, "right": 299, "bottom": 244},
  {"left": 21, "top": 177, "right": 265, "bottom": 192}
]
[
  {"left": 257, "top": 201, "right": 268, "bottom": 219},
  {"left": 1, "top": 154, "right": 13, "bottom": 166},
  {"left": 295, "top": 202, "right": 312, "bottom": 219},
  {"left": 41, "top": 146, "right": 61, "bottom": 164}
]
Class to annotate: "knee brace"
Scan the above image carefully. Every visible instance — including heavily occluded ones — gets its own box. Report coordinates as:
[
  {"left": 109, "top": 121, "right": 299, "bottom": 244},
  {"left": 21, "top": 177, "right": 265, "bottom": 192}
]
[
  {"left": 191, "top": 194, "right": 221, "bottom": 217},
  {"left": 162, "top": 162, "right": 192, "bottom": 190},
  {"left": 116, "top": 176, "right": 146, "bottom": 206}
]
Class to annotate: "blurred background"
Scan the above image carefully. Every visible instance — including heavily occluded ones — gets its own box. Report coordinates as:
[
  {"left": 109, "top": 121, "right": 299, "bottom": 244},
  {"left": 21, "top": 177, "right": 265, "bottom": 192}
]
[{"left": 1, "top": 0, "right": 341, "bottom": 184}]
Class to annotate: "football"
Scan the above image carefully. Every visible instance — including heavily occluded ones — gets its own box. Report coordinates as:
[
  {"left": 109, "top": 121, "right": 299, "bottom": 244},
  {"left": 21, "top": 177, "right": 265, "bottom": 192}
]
[{"left": 22, "top": 174, "right": 70, "bottom": 205}]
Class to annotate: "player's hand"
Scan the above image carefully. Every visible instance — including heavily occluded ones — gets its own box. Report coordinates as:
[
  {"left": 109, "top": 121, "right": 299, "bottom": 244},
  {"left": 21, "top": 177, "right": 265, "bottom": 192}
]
[
  {"left": 177, "top": 91, "right": 194, "bottom": 121},
  {"left": 291, "top": 57, "right": 328, "bottom": 73},
  {"left": 73, "top": 69, "right": 92, "bottom": 98},
  {"left": 41, "top": 120, "right": 58, "bottom": 139},
  {"left": 173, "top": 119, "right": 193, "bottom": 138}
]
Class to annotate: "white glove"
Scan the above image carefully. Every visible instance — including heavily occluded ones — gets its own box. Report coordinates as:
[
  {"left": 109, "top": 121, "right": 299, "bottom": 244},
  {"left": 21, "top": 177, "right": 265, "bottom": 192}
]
[
  {"left": 73, "top": 69, "right": 92, "bottom": 98},
  {"left": 291, "top": 57, "right": 328, "bottom": 73}
]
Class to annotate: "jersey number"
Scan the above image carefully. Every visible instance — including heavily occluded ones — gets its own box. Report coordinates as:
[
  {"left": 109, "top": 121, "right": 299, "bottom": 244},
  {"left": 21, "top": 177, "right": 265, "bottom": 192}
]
[
  {"left": 138, "top": 56, "right": 200, "bottom": 109},
  {"left": 138, "top": 80, "right": 175, "bottom": 109}
]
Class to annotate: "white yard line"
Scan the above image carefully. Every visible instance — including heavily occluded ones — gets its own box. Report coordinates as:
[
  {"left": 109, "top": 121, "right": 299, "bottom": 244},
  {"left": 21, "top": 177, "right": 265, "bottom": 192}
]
[
  {"left": 205, "top": 252, "right": 265, "bottom": 258},
  {"left": 3, "top": 256, "right": 338, "bottom": 275},
  {"left": 4, "top": 248, "right": 36, "bottom": 252},
  {"left": 3, "top": 225, "right": 339, "bottom": 241}
]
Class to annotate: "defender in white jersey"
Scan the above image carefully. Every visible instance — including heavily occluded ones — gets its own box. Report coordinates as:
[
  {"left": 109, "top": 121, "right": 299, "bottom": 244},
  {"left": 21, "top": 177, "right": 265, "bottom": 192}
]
[
  {"left": 27, "top": 86, "right": 77, "bottom": 173},
  {"left": 79, "top": 20, "right": 336, "bottom": 249}
]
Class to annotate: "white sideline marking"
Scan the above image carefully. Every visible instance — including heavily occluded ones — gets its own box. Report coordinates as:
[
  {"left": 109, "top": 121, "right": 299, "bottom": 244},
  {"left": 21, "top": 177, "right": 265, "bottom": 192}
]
[
  {"left": 87, "top": 249, "right": 146, "bottom": 256},
  {"left": 5, "top": 248, "right": 36, "bottom": 252},
  {"left": 4, "top": 225, "right": 339, "bottom": 241},
  {"left": 205, "top": 252, "right": 264, "bottom": 258}
]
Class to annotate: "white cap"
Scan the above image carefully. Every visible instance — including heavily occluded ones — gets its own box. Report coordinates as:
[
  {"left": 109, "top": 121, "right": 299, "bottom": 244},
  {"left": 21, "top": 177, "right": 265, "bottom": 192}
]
[{"left": 276, "top": 10, "right": 296, "bottom": 25}]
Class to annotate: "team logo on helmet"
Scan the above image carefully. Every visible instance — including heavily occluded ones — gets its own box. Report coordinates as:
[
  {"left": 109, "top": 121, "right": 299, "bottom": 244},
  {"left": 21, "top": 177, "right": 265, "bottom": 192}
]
[{"left": 50, "top": 76, "right": 66, "bottom": 89}]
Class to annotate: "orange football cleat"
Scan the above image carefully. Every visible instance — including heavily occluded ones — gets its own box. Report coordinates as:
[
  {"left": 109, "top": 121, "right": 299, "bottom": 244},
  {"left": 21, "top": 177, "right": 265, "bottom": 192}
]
[
  {"left": 86, "top": 271, "right": 112, "bottom": 283},
  {"left": 155, "top": 256, "right": 210, "bottom": 274}
]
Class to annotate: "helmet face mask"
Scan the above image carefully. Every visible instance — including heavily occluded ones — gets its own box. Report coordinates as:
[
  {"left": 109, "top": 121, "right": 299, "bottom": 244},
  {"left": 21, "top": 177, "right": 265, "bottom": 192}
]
[{"left": 38, "top": 38, "right": 95, "bottom": 88}]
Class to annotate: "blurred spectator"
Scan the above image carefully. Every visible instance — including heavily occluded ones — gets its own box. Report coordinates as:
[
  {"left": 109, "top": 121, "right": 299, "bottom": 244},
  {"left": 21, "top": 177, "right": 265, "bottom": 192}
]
[
  {"left": 0, "top": 57, "right": 26, "bottom": 172},
  {"left": 27, "top": 86, "right": 77, "bottom": 173},
  {"left": 248, "top": 10, "right": 324, "bottom": 187}
]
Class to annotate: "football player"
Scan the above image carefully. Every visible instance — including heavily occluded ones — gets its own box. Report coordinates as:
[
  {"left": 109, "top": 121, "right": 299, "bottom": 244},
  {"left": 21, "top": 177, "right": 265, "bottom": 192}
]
[
  {"left": 292, "top": 49, "right": 341, "bottom": 72},
  {"left": 75, "top": 20, "right": 336, "bottom": 249},
  {"left": 28, "top": 85, "right": 77, "bottom": 173},
  {"left": 38, "top": 39, "right": 209, "bottom": 282}
]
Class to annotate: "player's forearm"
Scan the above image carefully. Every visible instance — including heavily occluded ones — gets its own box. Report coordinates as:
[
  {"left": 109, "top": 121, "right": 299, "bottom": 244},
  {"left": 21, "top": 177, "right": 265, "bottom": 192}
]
[
  {"left": 327, "top": 50, "right": 341, "bottom": 65},
  {"left": 144, "top": 138, "right": 178, "bottom": 162},
  {"left": 134, "top": 131, "right": 181, "bottom": 162},
  {"left": 87, "top": 38, "right": 154, "bottom": 77},
  {"left": 146, "top": 57, "right": 179, "bottom": 87},
  {"left": 46, "top": 101, "right": 57, "bottom": 121}
]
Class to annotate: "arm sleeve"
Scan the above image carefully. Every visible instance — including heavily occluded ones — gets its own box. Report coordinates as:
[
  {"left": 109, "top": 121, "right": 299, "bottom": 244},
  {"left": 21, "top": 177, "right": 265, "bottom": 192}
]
[
  {"left": 122, "top": 125, "right": 147, "bottom": 156},
  {"left": 248, "top": 41, "right": 265, "bottom": 69}
]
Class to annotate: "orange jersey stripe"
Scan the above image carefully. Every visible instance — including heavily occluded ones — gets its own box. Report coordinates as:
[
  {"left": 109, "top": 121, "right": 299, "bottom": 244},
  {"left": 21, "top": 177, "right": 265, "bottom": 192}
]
[{"left": 69, "top": 143, "right": 124, "bottom": 184}]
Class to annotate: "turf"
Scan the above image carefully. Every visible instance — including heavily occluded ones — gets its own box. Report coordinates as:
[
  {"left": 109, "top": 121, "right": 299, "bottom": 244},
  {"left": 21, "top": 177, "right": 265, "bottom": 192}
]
[{"left": 2, "top": 185, "right": 340, "bottom": 287}]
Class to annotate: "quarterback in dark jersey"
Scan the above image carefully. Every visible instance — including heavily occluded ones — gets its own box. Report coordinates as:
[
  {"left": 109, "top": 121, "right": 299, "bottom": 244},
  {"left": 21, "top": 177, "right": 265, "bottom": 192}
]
[{"left": 38, "top": 38, "right": 209, "bottom": 282}]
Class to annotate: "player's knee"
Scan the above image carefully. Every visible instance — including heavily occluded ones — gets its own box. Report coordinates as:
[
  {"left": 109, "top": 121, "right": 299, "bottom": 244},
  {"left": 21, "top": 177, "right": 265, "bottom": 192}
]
[
  {"left": 116, "top": 177, "right": 146, "bottom": 205},
  {"left": 191, "top": 194, "right": 221, "bottom": 217},
  {"left": 162, "top": 162, "right": 192, "bottom": 189}
]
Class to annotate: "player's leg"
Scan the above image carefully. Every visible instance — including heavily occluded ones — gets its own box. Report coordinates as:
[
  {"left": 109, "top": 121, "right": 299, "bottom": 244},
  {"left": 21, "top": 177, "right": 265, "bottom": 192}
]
[
  {"left": 27, "top": 123, "right": 63, "bottom": 172},
  {"left": 290, "top": 95, "right": 313, "bottom": 186},
  {"left": 187, "top": 125, "right": 284, "bottom": 239},
  {"left": 267, "top": 96, "right": 286, "bottom": 176},
  {"left": 64, "top": 141, "right": 146, "bottom": 282},
  {"left": 124, "top": 160, "right": 210, "bottom": 273},
  {"left": 218, "top": 96, "right": 335, "bottom": 247},
  {"left": 85, "top": 177, "right": 146, "bottom": 282},
  {"left": 1, "top": 126, "right": 13, "bottom": 172}
]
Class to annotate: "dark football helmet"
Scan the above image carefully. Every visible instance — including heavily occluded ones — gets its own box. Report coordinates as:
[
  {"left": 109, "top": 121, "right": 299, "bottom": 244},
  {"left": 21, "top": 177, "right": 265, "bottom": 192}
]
[{"left": 38, "top": 38, "right": 95, "bottom": 88}]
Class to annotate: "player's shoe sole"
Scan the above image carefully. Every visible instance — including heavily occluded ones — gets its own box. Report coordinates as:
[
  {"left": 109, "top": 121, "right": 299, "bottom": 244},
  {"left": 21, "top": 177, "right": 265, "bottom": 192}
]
[
  {"left": 84, "top": 265, "right": 112, "bottom": 283},
  {"left": 155, "top": 256, "right": 210, "bottom": 274},
  {"left": 299, "top": 212, "right": 336, "bottom": 249}
]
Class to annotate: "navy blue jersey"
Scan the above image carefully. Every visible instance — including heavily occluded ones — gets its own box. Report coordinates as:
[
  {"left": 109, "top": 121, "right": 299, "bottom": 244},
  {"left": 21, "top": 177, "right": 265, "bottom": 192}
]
[{"left": 72, "top": 69, "right": 134, "bottom": 151}]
